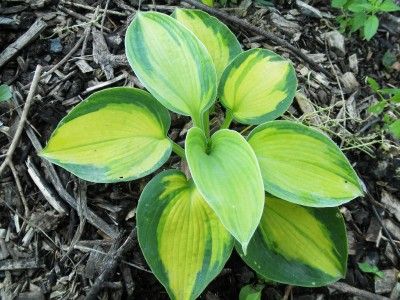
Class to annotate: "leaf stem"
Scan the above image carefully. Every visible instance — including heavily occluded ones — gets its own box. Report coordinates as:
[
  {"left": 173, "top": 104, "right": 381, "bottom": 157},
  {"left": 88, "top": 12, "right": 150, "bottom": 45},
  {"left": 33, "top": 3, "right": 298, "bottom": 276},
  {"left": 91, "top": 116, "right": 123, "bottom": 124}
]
[
  {"left": 220, "top": 110, "right": 234, "bottom": 129},
  {"left": 192, "top": 111, "right": 209, "bottom": 137},
  {"left": 202, "top": 110, "right": 210, "bottom": 138},
  {"left": 171, "top": 140, "right": 185, "bottom": 159}
]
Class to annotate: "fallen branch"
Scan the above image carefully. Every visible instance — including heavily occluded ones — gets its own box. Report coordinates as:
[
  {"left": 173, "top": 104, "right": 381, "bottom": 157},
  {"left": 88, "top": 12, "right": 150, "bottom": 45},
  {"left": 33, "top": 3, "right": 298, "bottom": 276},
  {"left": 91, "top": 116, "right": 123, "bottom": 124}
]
[
  {"left": 181, "top": 0, "right": 334, "bottom": 80},
  {"left": 329, "top": 282, "right": 390, "bottom": 300},
  {"left": 0, "top": 65, "right": 42, "bottom": 176}
]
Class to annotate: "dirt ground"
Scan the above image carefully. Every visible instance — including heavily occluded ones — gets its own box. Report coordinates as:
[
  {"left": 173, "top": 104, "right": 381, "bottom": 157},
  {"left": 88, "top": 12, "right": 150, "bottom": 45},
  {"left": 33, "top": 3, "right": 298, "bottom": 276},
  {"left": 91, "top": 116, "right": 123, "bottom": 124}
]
[{"left": 0, "top": 0, "right": 399, "bottom": 299}]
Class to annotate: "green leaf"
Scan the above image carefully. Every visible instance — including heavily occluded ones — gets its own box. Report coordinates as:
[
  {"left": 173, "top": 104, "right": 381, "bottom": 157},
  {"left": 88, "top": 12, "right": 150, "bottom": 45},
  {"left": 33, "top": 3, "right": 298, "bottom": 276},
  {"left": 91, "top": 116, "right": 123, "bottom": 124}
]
[
  {"left": 237, "top": 195, "right": 348, "bottom": 287},
  {"left": 379, "top": 87, "right": 400, "bottom": 95},
  {"left": 185, "top": 127, "right": 264, "bottom": 252},
  {"left": 331, "top": 0, "right": 348, "bottom": 8},
  {"left": 0, "top": 84, "right": 12, "bottom": 102},
  {"left": 338, "top": 17, "right": 349, "bottom": 32},
  {"left": 366, "top": 76, "right": 380, "bottom": 92},
  {"left": 350, "top": 13, "right": 368, "bottom": 32},
  {"left": 239, "top": 284, "right": 264, "bottom": 300},
  {"left": 368, "top": 100, "right": 387, "bottom": 114},
  {"left": 248, "top": 121, "right": 363, "bottom": 207},
  {"left": 389, "top": 120, "right": 400, "bottom": 139},
  {"left": 363, "top": 15, "right": 379, "bottom": 41},
  {"left": 218, "top": 49, "right": 297, "bottom": 125},
  {"left": 358, "top": 262, "right": 385, "bottom": 278},
  {"left": 125, "top": 11, "right": 217, "bottom": 123},
  {"left": 137, "top": 170, "right": 233, "bottom": 300},
  {"left": 173, "top": 9, "right": 242, "bottom": 81},
  {"left": 379, "top": 0, "right": 400, "bottom": 12},
  {"left": 348, "top": 2, "right": 373, "bottom": 12},
  {"left": 382, "top": 50, "right": 397, "bottom": 69},
  {"left": 41, "top": 87, "right": 172, "bottom": 183},
  {"left": 389, "top": 93, "right": 400, "bottom": 103}
]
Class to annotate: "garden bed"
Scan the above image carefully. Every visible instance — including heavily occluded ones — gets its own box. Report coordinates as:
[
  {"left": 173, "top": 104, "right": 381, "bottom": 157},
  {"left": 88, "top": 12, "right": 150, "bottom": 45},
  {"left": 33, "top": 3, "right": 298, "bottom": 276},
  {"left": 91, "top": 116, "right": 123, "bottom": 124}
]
[{"left": 0, "top": 0, "right": 399, "bottom": 299}]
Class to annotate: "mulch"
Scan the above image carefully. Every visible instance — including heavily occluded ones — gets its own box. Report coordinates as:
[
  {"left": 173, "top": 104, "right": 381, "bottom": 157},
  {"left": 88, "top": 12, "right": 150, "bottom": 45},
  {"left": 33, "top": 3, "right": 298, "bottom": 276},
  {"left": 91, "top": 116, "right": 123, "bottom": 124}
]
[{"left": 0, "top": 0, "right": 399, "bottom": 299}]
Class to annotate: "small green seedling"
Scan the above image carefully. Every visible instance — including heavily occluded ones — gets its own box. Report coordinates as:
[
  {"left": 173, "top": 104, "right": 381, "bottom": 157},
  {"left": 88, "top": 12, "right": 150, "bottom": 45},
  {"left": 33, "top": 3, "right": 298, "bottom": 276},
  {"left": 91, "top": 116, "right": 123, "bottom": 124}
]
[
  {"left": 367, "top": 76, "right": 400, "bottom": 139},
  {"left": 41, "top": 9, "right": 364, "bottom": 300},
  {"left": 332, "top": 0, "right": 400, "bottom": 40},
  {"left": 358, "top": 262, "right": 385, "bottom": 278},
  {"left": 0, "top": 84, "right": 12, "bottom": 102}
]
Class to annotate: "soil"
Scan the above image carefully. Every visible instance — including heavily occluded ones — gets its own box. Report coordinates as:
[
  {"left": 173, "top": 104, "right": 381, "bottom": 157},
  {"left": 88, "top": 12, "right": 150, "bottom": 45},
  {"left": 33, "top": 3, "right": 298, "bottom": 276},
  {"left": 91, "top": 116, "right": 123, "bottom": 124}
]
[{"left": 0, "top": 0, "right": 399, "bottom": 299}]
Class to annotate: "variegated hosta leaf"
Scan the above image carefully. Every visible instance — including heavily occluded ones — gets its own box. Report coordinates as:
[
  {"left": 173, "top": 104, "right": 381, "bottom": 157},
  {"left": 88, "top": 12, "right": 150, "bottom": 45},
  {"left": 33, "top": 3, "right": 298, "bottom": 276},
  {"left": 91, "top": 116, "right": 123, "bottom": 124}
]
[
  {"left": 172, "top": 9, "right": 242, "bottom": 81},
  {"left": 248, "top": 121, "right": 363, "bottom": 207},
  {"left": 237, "top": 195, "right": 347, "bottom": 287},
  {"left": 185, "top": 127, "right": 264, "bottom": 252},
  {"left": 125, "top": 11, "right": 217, "bottom": 122},
  {"left": 41, "top": 88, "right": 171, "bottom": 183},
  {"left": 137, "top": 170, "right": 233, "bottom": 300},
  {"left": 219, "top": 48, "right": 297, "bottom": 125}
]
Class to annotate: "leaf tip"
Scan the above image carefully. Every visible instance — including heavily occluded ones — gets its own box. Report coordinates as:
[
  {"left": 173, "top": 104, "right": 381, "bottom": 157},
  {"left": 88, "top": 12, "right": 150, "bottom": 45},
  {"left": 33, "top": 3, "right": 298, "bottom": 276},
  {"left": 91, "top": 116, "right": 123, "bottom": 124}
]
[{"left": 241, "top": 241, "right": 249, "bottom": 255}]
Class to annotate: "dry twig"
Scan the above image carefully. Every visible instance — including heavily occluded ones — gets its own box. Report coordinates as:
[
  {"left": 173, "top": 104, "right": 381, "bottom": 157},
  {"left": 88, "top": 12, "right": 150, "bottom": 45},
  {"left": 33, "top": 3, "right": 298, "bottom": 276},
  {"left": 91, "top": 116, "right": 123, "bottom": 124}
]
[
  {"left": 329, "top": 282, "right": 390, "bottom": 300},
  {"left": 0, "top": 65, "right": 42, "bottom": 176},
  {"left": 0, "top": 19, "right": 47, "bottom": 69}
]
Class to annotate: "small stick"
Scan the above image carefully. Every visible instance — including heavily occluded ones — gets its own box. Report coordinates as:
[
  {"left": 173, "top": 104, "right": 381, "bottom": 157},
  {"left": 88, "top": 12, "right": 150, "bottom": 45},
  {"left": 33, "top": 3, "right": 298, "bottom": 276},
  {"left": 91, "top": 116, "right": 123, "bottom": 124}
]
[
  {"left": 181, "top": 0, "right": 334, "bottom": 80},
  {"left": 8, "top": 161, "right": 29, "bottom": 218},
  {"left": 0, "top": 19, "right": 47, "bottom": 69},
  {"left": 85, "top": 229, "right": 137, "bottom": 300},
  {"left": 41, "top": 34, "right": 85, "bottom": 79},
  {"left": 329, "top": 282, "right": 390, "bottom": 300},
  {"left": 0, "top": 65, "right": 42, "bottom": 176},
  {"left": 114, "top": 0, "right": 136, "bottom": 13},
  {"left": 60, "top": 0, "right": 127, "bottom": 16},
  {"left": 26, "top": 156, "right": 68, "bottom": 215},
  {"left": 100, "top": 0, "right": 111, "bottom": 35},
  {"left": 366, "top": 191, "right": 400, "bottom": 260},
  {"left": 0, "top": 258, "right": 44, "bottom": 271},
  {"left": 59, "top": 6, "right": 111, "bottom": 33}
]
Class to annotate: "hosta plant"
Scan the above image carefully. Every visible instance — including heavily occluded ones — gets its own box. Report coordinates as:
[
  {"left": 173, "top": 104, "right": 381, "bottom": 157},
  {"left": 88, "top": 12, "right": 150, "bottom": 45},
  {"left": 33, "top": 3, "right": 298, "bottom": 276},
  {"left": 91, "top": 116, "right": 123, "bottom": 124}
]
[{"left": 41, "top": 9, "right": 364, "bottom": 300}]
